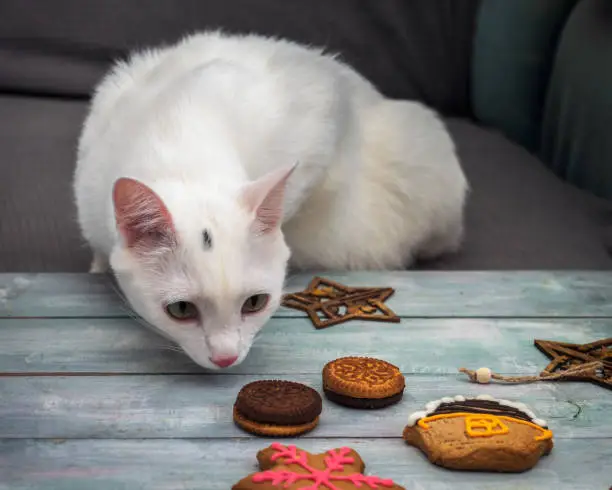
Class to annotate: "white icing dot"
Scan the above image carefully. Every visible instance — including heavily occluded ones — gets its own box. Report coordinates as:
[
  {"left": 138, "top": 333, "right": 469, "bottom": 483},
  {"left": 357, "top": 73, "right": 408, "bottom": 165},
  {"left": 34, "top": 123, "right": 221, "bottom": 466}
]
[
  {"left": 441, "top": 397, "right": 454, "bottom": 403},
  {"left": 425, "top": 401, "right": 441, "bottom": 412},
  {"left": 407, "top": 411, "right": 427, "bottom": 427},
  {"left": 454, "top": 395, "right": 466, "bottom": 402},
  {"left": 533, "top": 418, "right": 547, "bottom": 427},
  {"left": 524, "top": 410, "right": 536, "bottom": 420},
  {"left": 476, "top": 394, "right": 495, "bottom": 401}
]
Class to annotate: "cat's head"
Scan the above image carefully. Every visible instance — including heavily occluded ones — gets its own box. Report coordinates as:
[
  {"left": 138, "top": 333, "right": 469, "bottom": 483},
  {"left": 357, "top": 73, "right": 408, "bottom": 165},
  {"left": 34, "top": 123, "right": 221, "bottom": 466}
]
[{"left": 108, "top": 165, "right": 295, "bottom": 370}]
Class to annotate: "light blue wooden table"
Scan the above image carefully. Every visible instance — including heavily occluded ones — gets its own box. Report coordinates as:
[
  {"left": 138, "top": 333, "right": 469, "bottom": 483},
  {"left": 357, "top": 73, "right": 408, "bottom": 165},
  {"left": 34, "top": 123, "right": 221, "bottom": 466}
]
[{"left": 0, "top": 272, "right": 611, "bottom": 489}]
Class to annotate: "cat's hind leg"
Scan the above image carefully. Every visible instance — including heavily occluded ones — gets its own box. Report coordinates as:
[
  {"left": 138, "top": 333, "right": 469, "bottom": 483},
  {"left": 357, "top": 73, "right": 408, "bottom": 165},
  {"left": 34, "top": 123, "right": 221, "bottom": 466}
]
[
  {"left": 89, "top": 251, "right": 109, "bottom": 273},
  {"left": 416, "top": 217, "right": 464, "bottom": 262},
  {"left": 359, "top": 98, "right": 468, "bottom": 267}
]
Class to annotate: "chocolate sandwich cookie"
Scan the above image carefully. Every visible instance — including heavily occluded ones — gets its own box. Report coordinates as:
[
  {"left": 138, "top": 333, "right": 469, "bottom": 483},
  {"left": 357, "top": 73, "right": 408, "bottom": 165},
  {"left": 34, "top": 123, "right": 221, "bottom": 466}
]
[
  {"left": 403, "top": 395, "right": 554, "bottom": 472},
  {"left": 322, "top": 356, "right": 405, "bottom": 409},
  {"left": 233, "top": 380, "right": 322, "bottom": 437}
]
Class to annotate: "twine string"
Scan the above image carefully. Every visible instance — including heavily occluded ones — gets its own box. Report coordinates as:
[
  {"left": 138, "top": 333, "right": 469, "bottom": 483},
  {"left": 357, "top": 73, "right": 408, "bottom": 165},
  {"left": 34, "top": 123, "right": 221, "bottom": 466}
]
[{"left": 458, "top": 361, "right": 603, "bottom": 384}]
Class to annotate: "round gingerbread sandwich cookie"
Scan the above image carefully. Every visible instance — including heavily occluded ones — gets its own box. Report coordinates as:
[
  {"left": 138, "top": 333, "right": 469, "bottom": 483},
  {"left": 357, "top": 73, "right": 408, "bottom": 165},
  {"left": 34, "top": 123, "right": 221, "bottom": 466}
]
[
  {"left": 233, "top": 380, "right": 323, "bottom": 437},
  {"left": 322, "top": 356, "right": 405, "bottom": 409}
]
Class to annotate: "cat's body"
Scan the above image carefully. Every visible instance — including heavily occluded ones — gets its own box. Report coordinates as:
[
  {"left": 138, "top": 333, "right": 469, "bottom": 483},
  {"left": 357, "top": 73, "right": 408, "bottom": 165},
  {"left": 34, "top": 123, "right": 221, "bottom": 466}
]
[{"left": 74, "top": 31, "right": 467, "bottom": 370}]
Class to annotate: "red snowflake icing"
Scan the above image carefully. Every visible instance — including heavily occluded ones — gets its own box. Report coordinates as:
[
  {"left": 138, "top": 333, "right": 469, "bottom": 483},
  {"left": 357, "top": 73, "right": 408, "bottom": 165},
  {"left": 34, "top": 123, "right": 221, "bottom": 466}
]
[{"left": 251, "top": 442, "right": 396, "bottom": 489}]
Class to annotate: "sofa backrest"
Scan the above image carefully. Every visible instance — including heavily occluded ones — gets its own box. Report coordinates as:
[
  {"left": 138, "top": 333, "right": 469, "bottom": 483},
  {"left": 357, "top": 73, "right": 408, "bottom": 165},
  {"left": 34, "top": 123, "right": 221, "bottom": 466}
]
[
  {"left": 471, "top": 0, "right": 579, "bottom": 153},
  {"left": 472, "top": 0, "right": 612, "bottom": 200},
  {"left": 0, "top": 0, "right": 480, "bottom": 116},
  {"left": 540, "top": 0, "right": 612, "bottom": 200}
]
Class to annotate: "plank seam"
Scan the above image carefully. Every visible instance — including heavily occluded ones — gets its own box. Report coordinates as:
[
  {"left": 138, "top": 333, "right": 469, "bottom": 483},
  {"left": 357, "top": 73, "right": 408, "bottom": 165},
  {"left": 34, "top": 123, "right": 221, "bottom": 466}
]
[
  {"left": 5, "top": 314, "right": 612, "bottom": 320},
  {"left": 0, "top": 435, "right": 608, "bottom": 441}
]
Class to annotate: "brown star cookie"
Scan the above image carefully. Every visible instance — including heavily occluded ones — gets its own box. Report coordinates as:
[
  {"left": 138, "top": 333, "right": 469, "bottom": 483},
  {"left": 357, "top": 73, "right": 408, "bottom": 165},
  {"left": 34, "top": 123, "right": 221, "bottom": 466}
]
[
  {"left": 282, "top": 276, "right": 400, "bottom": 329},
  {"left": 534, "top": 337, "right": 611, "bottom": 390}
]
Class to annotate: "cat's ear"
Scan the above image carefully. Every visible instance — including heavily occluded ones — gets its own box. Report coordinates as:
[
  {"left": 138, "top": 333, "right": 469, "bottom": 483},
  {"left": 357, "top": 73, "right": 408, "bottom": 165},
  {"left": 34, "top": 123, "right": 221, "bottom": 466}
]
[
  {"left": 112, "top": 177, "right": 176, "bottom": 250},
  {"left": 241, "top": 163, "right": 297, "bottom": 235}
]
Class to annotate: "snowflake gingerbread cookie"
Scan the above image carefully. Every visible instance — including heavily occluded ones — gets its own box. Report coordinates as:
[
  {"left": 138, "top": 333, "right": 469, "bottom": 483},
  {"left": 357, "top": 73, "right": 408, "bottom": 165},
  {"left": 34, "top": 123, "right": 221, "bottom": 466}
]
[{"left": 232, "top": 442, "right": 405, "bottom": 490}]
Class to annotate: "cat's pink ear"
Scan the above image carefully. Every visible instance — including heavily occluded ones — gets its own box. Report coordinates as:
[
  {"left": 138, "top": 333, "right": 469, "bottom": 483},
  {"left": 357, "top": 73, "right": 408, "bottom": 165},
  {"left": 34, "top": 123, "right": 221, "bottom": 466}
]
[
  {"left": 112, "top": 178, "right": 176, "bottom": 250},
  {"left": 241, "top": 164, "right": 297, "bottom": 235}
]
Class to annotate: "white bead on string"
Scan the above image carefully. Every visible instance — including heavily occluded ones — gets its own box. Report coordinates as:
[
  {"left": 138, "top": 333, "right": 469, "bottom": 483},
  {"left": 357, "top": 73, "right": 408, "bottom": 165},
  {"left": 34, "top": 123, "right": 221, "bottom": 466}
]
[{"left": 475, "top": 367, "right": 492, "bottom": 384}]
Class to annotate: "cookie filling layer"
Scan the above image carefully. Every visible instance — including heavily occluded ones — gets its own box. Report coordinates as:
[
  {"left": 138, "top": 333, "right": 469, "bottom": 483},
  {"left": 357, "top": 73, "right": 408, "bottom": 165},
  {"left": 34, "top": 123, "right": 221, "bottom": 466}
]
[
  {"left": 323, "top": 388, "right": 403, "bottom": 409},
  {"left": 234, "top": 407, "right": 318, "bottom": 427}
]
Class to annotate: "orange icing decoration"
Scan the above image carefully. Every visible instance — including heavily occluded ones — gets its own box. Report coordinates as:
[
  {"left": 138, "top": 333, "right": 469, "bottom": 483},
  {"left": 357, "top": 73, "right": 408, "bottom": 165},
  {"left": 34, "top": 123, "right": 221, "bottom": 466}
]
[
  {"left": 313, "top": 286, "right": 336, "bottom": 297},
  {"left": 464, "top": 415, "right": 509, "bottom": 437},
  {"left": 360, "top": 305, "right": 376, "bottom": 313},
  {"left": 417, "top": 412, "right": 553, "bottom": 441}
]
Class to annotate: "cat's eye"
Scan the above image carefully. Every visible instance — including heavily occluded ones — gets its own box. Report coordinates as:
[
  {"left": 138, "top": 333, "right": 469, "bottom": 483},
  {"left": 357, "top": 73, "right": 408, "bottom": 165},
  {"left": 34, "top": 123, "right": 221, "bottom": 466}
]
[
  {"left": 165, "top": 301, "right": 199, "bottom": 321},
  {"left": 241, "top": 294, "right": 270, "bottom": 315}
]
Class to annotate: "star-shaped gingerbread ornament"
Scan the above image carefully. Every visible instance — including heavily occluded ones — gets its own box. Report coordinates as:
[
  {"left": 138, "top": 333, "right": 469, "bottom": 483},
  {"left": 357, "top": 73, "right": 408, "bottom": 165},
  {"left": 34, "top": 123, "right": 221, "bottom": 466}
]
[
  {"left": 232, "top": 442, "right": 405, "bottom": 490},
  {"left": 534, "top": 337, "right": 612, "bottom": 390},
  {"left": 282, "top": 277, "right": 385, "bottom": 310},
  {"left": 281, "top": 277, "right": 400, "bottom": 329}
]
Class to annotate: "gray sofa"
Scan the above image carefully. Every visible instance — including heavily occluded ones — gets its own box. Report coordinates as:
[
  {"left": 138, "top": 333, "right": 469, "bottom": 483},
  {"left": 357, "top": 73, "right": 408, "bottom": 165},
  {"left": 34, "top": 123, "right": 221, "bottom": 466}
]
[{"left": 1, "top": 0, "right": 611, "bottom": 272}]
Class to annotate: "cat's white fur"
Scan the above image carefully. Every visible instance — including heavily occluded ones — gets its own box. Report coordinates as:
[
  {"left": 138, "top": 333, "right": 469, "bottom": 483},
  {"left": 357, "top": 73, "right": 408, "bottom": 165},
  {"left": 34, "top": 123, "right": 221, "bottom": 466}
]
[{"left": 74, "top": 31, "right": 468, "bottom": 370}]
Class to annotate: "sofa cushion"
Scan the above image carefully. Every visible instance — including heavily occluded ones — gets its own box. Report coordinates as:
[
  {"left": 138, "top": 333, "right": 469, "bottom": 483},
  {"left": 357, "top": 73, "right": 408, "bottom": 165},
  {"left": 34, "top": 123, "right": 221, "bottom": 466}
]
[
  {"left": 1, "top": 96, "right": 610, "bottom": 272},
  {"left": 418, "top": 119, "right": 612, "bottom": 270},
  {"left": 0, "top": 95, "right": 91, "bottom": 272},
  {"left": 0, "top": 0, "right": 479, "bottom": 116}
]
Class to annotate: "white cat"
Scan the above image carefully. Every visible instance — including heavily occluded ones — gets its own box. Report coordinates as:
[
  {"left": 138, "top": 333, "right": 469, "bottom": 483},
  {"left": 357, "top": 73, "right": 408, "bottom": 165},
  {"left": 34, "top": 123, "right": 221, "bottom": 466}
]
[{"left": 73, "top": 31, "right": 467, "bottom": 370}]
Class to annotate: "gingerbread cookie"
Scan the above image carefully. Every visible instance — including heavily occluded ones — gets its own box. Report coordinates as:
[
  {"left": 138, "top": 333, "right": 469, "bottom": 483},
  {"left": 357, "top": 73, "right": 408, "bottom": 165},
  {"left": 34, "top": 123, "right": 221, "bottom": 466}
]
[
  {"left": 322, "top": 356, "right": 405, "bottom": 409},
  {"left": 233, "top": 380, "right": 322, "bottom": 436},
  {"left": 403, "top": 395, "right": 554, "bottom": 472},
  {"left": 232, "top": 442, "right": 405, "bottom": 489}
]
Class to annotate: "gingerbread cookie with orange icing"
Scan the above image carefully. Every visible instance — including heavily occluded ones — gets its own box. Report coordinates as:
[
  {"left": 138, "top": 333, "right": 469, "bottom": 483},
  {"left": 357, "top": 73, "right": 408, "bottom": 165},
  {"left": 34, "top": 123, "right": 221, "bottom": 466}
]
[
  {"left": 403, "top": 395, "right": 554, "bottom": 472},
  {"left": 232, "top": 442, "right": 405, "bottom": 490}
]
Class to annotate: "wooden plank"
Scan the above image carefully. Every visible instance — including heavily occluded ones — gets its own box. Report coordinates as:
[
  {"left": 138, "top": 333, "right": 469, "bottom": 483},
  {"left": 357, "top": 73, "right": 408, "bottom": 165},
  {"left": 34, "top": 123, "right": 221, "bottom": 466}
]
[
  {"left": 4, "top": 271, "right": 612, "bottom": 318},
  {"left": 0, "top": 317, "right": 610, "bottom": 374},
  {"left": 0, "top": 374, "right": 608, "bottom": 439},
  {"left": 0, "top": 438, "right": 609, "bottom": 489}
]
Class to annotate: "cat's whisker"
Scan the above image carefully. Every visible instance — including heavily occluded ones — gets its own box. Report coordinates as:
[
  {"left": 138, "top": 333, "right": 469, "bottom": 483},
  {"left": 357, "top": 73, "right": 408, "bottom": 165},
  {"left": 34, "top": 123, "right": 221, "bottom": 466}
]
[
  {"left": 251, "top": 329, "right": 265, "bottom": 345},
  {"left": 107, "top": 276, "right": 173, "bottom": 339},
  {"left": 160, "top": 344, "right": 185, "bottom": 354}
]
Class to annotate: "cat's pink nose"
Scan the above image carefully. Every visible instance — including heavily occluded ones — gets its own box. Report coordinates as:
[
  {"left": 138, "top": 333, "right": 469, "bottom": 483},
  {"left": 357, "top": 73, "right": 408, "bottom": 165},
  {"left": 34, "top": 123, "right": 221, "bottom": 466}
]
[{"left": 209, "top": 355, "right": 238, "bottom": 368}]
